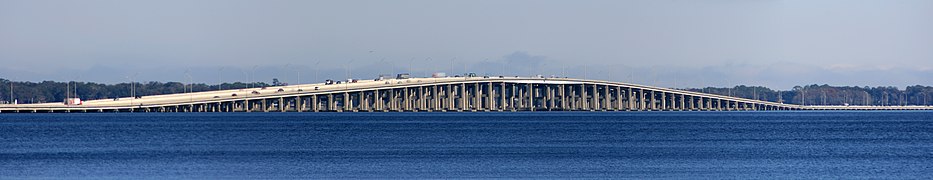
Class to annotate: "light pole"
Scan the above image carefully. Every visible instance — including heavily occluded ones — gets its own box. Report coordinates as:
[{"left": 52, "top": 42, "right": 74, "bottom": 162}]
[
  {"left": 241, "top": 70, "right": 250, "bottom": 99},
  {"left": 74, "top": 76, "right": 80, "bottom": 101},
  {"left": 424, "top": 57, "right": 433, "bottom": 78},
  {"left": 345, "top": 60, "right": 354, "bottom": 90},
  {"left": 449, "top": 57, "right": 456, "bottom": 76},
  {"left": 9, "top": 78, "right": 13, "bottom": 104},
  {"left": 283, "top": 63, "right": 291, "bottom": 86},
  {"left": 125, "top": 74, "right": 137, "bottom": 106},
  {"left": 251, "top": 65, "right": 258, "bottom": 89},
  {"left": 377, "top": 58, "right": 386, "bottom": 78},
  {"left": 313, "top": 60, "right": 321, "bottom": 83},
  {"left": 408, "top": 57, "right": 415, "bottom": 76},
  {"left": 346, "top": 59, "right": 355, "bottom": 80},
  {"left": 218, "top": 67, "right": 224, "bottom": 91},
  {"left": 241, "top": 70, "right": 249, "bottom": 89},
  {"left": 185, "top": 71, "right": 193, "bottom": 104}
]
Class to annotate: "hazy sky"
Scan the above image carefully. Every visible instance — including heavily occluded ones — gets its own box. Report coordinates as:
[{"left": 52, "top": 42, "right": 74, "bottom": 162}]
[{"left": 1, "top": 0, "right": 931, "bottom": 89}]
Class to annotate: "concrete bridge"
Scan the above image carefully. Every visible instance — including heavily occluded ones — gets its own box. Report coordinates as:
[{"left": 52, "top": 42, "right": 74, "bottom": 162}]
[{"left": 1, "top": 77, "right": 931, "bottom": 113}]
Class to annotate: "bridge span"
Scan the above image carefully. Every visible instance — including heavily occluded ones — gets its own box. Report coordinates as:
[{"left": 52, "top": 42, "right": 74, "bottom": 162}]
[{"left": 1, "top": 77, "right": 931, "bottom": 113}]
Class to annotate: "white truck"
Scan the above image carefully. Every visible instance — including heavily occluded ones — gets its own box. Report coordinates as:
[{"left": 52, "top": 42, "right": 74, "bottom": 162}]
[{"left": 64, "top": 98, "right": 82, "bottom": 105}]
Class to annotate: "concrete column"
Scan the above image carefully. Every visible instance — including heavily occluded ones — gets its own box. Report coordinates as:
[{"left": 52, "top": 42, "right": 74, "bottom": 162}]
[
  {"left": 602, "top": 85, "right": 610, "bottom": 111},
  {"left": 433, "top": 85, "right": 440, "bottom": 111},
  {"left": 279, "top": 97, "right": 285, "bottom": 112},
  {"left": 296, "top": 97, "right": 303, "bottom": 112},
  {"left": 359, "top": 92, "right": 366, "bottom": 112},
  {"left": 580, "top": 84, "right": 588, "bottom": 110},
  {"left": 373, "top": 90, "right": 380, "bottom": 111},
  {"left": 327, "top": 94, "right": 335, "bottom": 111},
  {"left": 590, "top": 84, "right": 598, "bottom": 110},
  {"left": 402, "top": 88, "right": 409, "bottom": 111},
  {"left": 474, "top": 83, "right": 481, "bottom": 111},
  {"left": 560, "top": 84, "right": 567, "bottom": 110},
  {"left": 417, "top": 86, "right": 423, "bottom": 111},
  {"left": 570, "top": 85, "right": 577, "bottom": 110},
  {"left": 513, "top": 84, "right": 520, "bottom": 109},
  {"left": 261, "top": 99, "right": 268, "bottom": 112},
  {"left": 527, "top": 83, "right": 534, "bottom": 111},
  {"left": 639, "top": 89, "right": 646, "bottom": 111},
  {"left": 669, "top": 93, "right": 676, "bottom": 110},
  {"left": 616, "top": 86, "right": 623, "bottom": 111},
  {"left": 648, "top": 91, "right": 656, "bottom": 110},
  {"left": 545, "top": 85, "right": 553, "bottom": 110},
  {"left": 488, "top": 82, "right": 495, "bottom": 110},
  {"left": 627, "top": 88, "right": 634, "bottom": 110},
  {"left": 390, "top": 89, "right": 397, "bottom": 111},
  {"left": 498, "top": 82, "right": 505, "bottom": 110},
  {"left": 687, "top": 96, "right": 696, "bottom": 111},
  {"left": 679, "top": 94, "right": 685, "bottom": 111},
  {"left": 448, "top": 84, "right": 454, "bottom": 110},
  {"left": 660, "top": 92, "right": 666, "bottom": 111},
  {"left": 716, "top": 99, "right": 722, "bottom": 111},
  {"left": 460, "top": 83, "right": 466, "bottom": 111},
  {"left": 343, "top": 92, "right": 350, "bottom": 111},
  {"left": 312, "top": 95, "right": 318, "bottom": 112},
  {"left": 510, "top": 84, "right": 516, "bottom": 110}
]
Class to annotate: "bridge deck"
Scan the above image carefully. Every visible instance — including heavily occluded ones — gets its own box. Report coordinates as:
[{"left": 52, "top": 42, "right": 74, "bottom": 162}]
[{"left": 1, "top": 77, "right": 930, "bottom": 113}]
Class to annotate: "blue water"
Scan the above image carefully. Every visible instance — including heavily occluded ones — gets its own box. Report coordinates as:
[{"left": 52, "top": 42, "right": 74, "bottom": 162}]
[{"left": 1, "top": 112, "right": 932, "bottom": 179}]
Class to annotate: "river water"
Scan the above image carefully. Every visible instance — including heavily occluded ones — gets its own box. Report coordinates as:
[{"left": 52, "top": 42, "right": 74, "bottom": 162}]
[{"left": 1, "top": 111, "right": 932, "bottom": 178}]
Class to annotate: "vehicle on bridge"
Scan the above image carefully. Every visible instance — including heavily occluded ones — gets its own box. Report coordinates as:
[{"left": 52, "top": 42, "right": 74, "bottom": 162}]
[
  {"left": 396, "top": 73, "right": 411, "bottom": 79},
  {"left": 64, "top": 98, "right": 82, "bottom": 105}
]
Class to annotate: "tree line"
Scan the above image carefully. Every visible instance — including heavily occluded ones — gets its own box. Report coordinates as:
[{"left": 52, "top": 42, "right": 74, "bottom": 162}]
[
  {"left": 0, "top": 78, "right": 270, "bottom": 104},
  {"left": 683, "top": 84, "right": 933, "bottom": 106},
  {"left": 1, "top": 78, "right": 931, "bottom": 106}
]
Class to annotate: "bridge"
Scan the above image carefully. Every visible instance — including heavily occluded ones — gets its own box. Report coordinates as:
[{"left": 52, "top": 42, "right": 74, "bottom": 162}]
[{"left": 1, "top": 77, "right": 931, "bottom": 113}]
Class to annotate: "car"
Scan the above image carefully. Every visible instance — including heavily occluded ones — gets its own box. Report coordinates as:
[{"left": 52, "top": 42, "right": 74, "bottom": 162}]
[
  {"left": 251, "top": 91, "right": 260, "bottom": 94},
  {"left": 336, "top": 81, "right": 342, "bottom": 84},
  {"left": 213, "top": 96, "right": 220, "bottom": 98},
  {"left": 499, "top": 76, "right": 504, "bottom": 78},
  {"left": 483, "top": 76, "right": 489, "bottom": 78},
  {"left": 297, "top": 89, "right": 303, "bottom": 92},
  {"left": 277, "top": 88, "right": 285, "bottom": 93},
  {"left": 314, "top": 87, "right": 319, "bottom": 90},
  {"left": 231, "top": 93, "right": 238, "bottom": 97}
]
